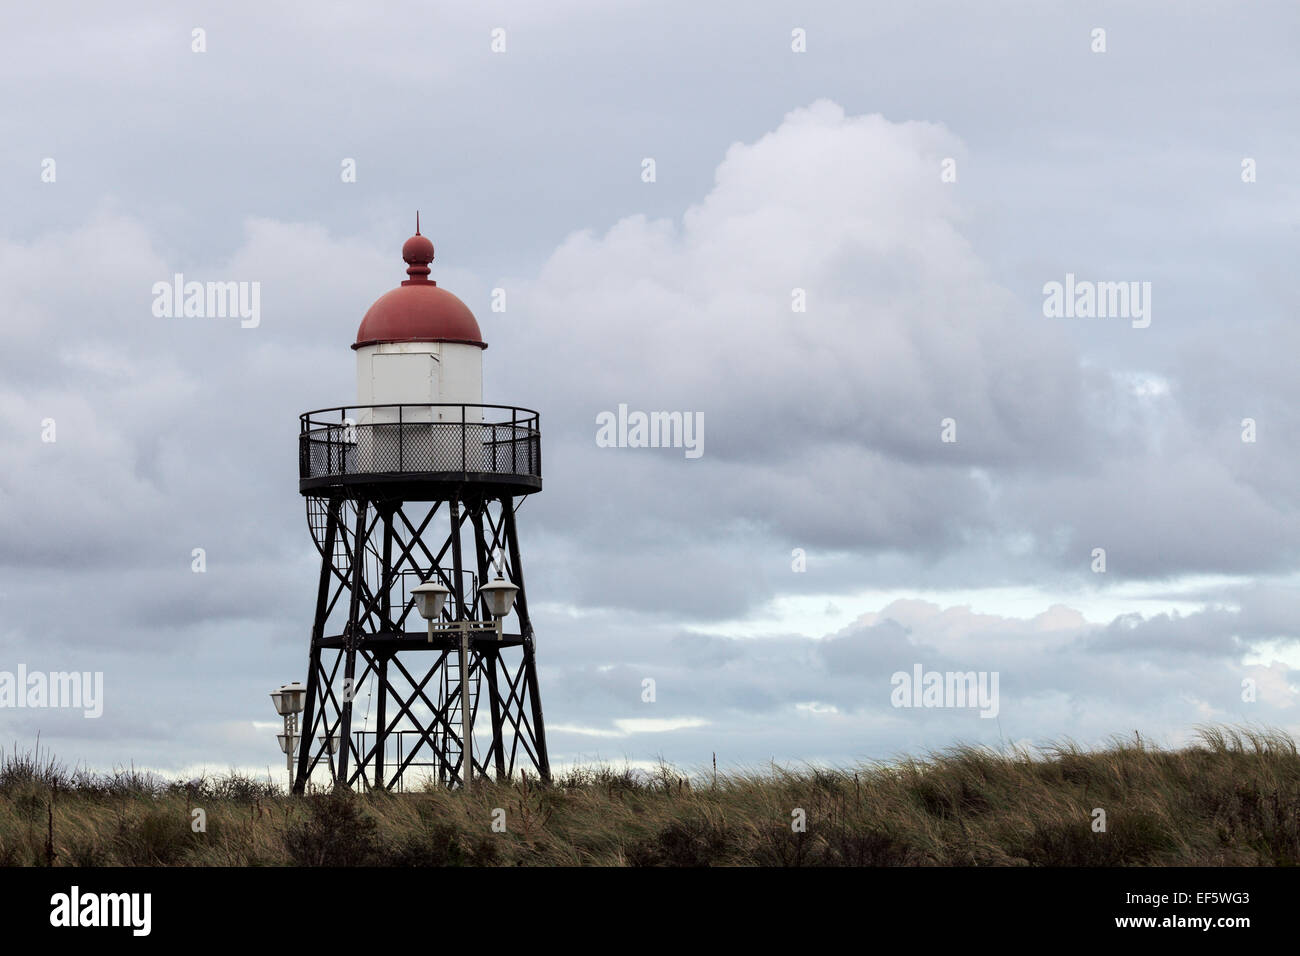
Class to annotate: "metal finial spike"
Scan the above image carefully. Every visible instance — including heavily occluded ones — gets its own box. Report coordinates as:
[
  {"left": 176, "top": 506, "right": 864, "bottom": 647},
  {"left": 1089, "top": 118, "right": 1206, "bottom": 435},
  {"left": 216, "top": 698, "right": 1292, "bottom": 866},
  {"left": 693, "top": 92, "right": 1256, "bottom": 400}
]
[{"left": 416, "top": 210, "right": 421, "bottom": 235}]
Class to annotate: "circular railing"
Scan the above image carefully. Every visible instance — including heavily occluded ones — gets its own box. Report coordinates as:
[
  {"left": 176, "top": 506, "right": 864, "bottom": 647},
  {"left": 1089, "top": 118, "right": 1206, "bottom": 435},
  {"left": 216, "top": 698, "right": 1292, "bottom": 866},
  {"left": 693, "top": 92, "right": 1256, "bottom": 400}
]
[{"left": 298, "top": 404, "right": 541, "bottom": 494}]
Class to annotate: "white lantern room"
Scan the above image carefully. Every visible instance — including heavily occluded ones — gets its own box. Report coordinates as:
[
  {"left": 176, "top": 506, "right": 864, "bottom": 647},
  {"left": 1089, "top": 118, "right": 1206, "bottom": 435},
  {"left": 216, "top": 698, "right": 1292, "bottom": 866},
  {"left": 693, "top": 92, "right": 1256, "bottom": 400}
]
[{"left": 352, "top": 225, "right": 486, "bottom": 426}]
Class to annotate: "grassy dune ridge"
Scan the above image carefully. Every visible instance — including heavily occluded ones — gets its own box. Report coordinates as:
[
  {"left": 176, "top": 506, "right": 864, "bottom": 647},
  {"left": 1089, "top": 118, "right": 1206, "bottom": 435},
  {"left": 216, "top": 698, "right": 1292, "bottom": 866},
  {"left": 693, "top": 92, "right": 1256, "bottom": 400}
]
[{"left": 1, "top": 726, "right": 1298, "bottom": 866}]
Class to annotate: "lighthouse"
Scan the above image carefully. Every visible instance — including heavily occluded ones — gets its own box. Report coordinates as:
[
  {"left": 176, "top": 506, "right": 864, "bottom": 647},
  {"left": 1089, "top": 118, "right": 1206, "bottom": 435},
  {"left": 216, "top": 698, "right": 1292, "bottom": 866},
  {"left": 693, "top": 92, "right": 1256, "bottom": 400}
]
[{"left": 293, "top": 221, "right": 550, "bottom": 792}]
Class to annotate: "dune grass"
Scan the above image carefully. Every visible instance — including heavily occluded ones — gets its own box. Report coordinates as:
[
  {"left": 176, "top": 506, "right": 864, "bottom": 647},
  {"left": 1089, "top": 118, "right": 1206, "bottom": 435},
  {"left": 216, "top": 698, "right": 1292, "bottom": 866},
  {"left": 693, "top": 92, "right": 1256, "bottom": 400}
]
[{"left": 1, "top": 726, "right": 1298, "bottom": 866}]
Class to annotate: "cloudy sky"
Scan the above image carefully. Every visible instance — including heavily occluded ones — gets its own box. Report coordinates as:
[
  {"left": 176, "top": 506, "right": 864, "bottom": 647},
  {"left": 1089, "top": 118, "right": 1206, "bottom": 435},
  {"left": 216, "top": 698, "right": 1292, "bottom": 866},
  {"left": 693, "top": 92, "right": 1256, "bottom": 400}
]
[{"left": 2, "top": 1, "right": 1299, "bottom": 782}]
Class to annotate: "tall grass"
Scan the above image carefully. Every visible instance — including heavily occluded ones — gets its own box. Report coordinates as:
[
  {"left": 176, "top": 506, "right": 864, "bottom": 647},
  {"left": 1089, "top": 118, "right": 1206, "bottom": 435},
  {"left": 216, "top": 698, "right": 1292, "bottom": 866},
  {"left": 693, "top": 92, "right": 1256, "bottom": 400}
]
[{"left": 2, "top": 726, "right": 1297, "bottom": 866}]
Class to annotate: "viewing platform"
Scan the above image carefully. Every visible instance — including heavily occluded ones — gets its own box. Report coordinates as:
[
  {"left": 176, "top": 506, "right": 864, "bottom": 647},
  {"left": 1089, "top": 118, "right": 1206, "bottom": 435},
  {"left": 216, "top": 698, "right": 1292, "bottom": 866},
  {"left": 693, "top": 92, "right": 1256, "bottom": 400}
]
[{"left": 298, "top": 403, "right": 542, "bottom": 498}]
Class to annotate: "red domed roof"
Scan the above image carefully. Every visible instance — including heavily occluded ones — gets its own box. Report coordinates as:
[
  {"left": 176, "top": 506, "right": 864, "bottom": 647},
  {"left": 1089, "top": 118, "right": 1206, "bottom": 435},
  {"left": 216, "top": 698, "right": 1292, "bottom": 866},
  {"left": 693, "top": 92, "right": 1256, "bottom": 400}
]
[{"left": 353, "top": 224, "right": 486, "bottom": 350}]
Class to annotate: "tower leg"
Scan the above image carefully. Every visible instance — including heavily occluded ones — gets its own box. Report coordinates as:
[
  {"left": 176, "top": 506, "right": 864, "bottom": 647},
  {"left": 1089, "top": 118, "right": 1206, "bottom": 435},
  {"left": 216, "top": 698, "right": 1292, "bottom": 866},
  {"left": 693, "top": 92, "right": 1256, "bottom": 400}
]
[
  {"left": 374, "top": 653, "right": 388, "bottom": 789},
  {"left": 335, "top": 501, "right": 368, "bottom": 788},
  {"left": 295, "top": 497, "right": 340, "bottom": 794},
  {"left": 484, "top": 651, "right": 508, "bottom": 782},
  {"left": 448, "top": 498, "right": 469, "bottom": 788},
  {"left": 375, "top": 506, "right": 395, "bottom": 790},
  {"left": 471, "top": 504, "right": 508, "bottom": 782},
  {"left": 503, "top": 497, "right": 550, "bottom": 781}
]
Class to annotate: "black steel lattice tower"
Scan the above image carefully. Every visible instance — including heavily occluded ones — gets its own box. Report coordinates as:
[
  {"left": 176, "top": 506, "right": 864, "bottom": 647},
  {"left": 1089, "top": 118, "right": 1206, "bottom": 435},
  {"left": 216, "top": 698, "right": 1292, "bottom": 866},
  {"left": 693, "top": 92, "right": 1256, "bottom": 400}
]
[{"left": 291, "top": 226, "right": 549, "bottom": 792}]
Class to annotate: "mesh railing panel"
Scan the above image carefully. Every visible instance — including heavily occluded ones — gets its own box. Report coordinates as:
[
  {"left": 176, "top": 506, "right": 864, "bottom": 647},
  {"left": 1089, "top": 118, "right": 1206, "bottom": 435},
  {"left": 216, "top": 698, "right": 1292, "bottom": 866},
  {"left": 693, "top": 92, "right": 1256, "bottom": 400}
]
[{"left": 299, "top": 408, "right": 540, "bottom": 482}]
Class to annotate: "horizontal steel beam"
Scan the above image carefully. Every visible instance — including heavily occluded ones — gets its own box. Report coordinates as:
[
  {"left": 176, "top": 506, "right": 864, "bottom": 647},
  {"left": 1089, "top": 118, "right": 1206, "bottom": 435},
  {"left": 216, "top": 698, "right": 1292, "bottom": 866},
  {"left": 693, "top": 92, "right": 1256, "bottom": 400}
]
[{"left": 314, "top": 629, "right": 524, "bottom": 650}]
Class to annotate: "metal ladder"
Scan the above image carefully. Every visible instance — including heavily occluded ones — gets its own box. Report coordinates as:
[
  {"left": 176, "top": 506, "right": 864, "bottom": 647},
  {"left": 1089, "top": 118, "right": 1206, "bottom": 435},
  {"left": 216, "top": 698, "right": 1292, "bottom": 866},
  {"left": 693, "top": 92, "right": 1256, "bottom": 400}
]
[{"left": 441, "top": 647, "right": 481, "bottom": 786}]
